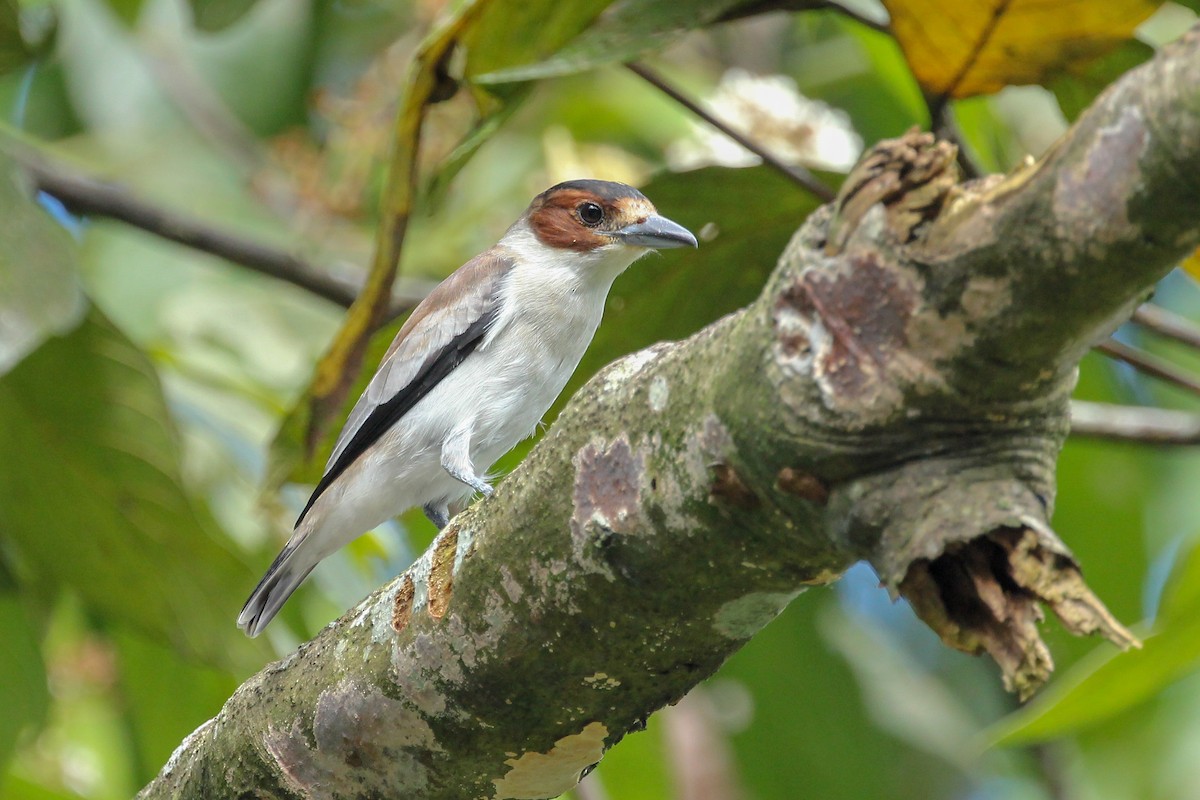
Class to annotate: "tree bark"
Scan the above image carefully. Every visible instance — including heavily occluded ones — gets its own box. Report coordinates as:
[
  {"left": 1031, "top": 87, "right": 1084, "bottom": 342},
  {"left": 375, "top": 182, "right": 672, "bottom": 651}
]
[{"left": 141, "top": 26, "right": 1200, "bottom": 800}]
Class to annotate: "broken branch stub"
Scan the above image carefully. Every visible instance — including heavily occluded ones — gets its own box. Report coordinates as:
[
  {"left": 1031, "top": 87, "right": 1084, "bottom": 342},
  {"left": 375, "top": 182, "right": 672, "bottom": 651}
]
[{"left": 813, "top": 130, "right": 1146, "bottom": 698}]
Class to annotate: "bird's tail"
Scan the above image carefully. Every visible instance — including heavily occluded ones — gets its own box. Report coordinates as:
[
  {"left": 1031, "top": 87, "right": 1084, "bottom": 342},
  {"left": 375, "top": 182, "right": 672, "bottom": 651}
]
[{"left": 237, "top": 537, "right": 317, "bottom": 638}]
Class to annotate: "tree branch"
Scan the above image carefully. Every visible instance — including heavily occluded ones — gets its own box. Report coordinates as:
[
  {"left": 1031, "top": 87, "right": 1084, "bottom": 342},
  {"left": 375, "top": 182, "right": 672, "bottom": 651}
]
[
  {"left": 626, "top": 62, "right": 837, "bottom": 202},
  {"left": 18, "top": 154, "right": 429, "bottom": 318},
  {"left": 141, "top": 25, "right": 1200, "bottom": 800},
  {"left": 1094, "top": 338, "right": 1200, "bottom": 398},
  {"left": 1131, "top": 303, "right": 1200, "bottom": 350},
  {"left": 1070, "top": 400, "right": 1200, "bottom": 445},
  {"left": 716, "top": 0, "right": 890, "bottom": 34}
]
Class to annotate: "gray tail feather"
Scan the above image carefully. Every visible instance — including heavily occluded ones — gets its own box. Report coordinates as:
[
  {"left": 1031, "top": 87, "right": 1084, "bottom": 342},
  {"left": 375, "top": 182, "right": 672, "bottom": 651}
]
[{"left": 237, "top": 541, "right": 316, "bottom": 638}]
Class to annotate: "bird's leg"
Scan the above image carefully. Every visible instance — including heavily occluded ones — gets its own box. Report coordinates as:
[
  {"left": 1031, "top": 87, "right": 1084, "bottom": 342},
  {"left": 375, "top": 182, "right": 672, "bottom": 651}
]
[
  {"left": 422, "top": 502, "right": 450, "bottom": 529},
  {"left": 441, "top": 426, "right": 494, "bottom": 497}
]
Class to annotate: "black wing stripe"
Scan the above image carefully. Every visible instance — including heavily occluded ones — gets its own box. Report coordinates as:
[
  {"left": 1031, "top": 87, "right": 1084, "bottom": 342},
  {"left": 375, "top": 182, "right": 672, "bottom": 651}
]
[{"left": 294, "top": 309, "right": 498, "bottom": 528}]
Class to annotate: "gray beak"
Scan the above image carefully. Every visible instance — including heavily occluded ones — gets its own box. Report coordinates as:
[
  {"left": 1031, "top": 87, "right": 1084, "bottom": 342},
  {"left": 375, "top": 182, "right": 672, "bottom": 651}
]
[{"left": 613, "top": 214, "right": 698, "bottom": 249}]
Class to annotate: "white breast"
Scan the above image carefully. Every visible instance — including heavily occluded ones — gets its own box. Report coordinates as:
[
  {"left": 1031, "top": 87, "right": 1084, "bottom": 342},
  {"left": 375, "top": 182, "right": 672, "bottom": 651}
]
[{"left": 464, "top": 227, "right": 643, "bottom": 466}]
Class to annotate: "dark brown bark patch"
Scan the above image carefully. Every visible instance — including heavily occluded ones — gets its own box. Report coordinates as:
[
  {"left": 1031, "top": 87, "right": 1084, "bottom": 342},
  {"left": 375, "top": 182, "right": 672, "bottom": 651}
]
[
  {"left": 708, "top": 463, "right": 760, "bottom": 510},
  {"left": 776, "top": 467, "right": 829, "bottom": 506}
]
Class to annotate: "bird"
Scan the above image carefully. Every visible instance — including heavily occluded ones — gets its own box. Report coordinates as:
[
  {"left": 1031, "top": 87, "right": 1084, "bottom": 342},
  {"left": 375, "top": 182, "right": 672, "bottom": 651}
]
[{"left": 238, "top": 179, "right": 697, "bottom": 637}]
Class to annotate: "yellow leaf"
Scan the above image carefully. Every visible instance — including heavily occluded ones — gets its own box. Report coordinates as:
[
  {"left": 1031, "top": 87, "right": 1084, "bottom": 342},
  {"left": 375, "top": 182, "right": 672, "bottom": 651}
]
[
  {"left": 1182, "top": 246, "right": 1200, "bottom": 283},
  {"left": 882, "top": 0, "right": 1162, "bottom": 100}
]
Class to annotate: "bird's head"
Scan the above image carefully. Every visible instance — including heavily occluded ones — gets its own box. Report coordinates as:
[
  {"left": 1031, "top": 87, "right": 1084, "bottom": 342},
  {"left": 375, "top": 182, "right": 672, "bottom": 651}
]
[{"left": 517, "top": 179, "right": 696, "bottom": 278}]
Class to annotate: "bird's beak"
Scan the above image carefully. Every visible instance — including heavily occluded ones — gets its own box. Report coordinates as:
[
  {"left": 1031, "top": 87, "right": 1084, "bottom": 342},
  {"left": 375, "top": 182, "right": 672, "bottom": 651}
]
[{"left": 612, "top": 214, "right": 698, "bottom": 249}]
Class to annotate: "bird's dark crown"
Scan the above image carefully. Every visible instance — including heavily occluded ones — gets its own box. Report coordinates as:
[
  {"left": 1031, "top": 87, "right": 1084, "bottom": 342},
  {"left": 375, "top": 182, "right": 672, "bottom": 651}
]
[{"left": 535, "top": 179, "right": 648, "bottom": 205}]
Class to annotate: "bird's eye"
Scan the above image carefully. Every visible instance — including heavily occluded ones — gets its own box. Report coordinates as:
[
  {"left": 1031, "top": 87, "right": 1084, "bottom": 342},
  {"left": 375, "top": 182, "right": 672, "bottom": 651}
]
[{"left": 577, "top": 202, "right": 604, "bottom": 226}]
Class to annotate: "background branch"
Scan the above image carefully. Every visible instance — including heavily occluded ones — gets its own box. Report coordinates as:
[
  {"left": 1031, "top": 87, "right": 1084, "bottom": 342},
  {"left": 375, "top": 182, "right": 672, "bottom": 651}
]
[
  {"left": 1070, "top": 400, "right": 1200, "bottom": 445},
  {"left": 1131, "top": 303, "right": 1200, "bottom": 350},
  {"left": 19, "top": 154, "right": 429, "bottom": 318},
  {"left": 1093, "top": 338, "right": 1200, "bottom": 398},
  {"left": 626, "top": 61, "right": 837, "bottom": 202}
]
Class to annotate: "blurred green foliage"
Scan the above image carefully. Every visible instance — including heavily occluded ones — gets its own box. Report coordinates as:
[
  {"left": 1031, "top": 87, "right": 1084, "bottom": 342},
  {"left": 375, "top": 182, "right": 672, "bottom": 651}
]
[{"left": 1, "top": 0, "right": 1199, "bottom": 798}]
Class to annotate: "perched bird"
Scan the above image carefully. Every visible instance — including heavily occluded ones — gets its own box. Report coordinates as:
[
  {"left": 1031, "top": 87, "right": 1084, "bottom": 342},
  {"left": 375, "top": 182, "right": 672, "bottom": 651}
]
[{"left": 238, "top": 179, "right": 697, "bottom": 636}]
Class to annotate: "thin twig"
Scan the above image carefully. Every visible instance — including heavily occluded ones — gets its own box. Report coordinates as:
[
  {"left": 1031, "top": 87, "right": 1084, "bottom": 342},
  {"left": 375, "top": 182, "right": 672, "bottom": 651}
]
[
  {"left": 716, "top": 0, "right": 890, "bottom": 33},
  {"left": 817, "top": 0, "right": 890, "bottom": 33},
  {"left": 1070, "top": 400, "right": 1200, "bottom": 445},
  {"left": 1131, "top": 303, "right": 1200, "bottom": 350},
  {"left": 930, "top": 101, "right": 983, "bottom": 180},
  {"left": 20, "top": 154, "right": 427, "bottom": 318},
  {"left": 1094, "top": 338, "right": 1200, "bottom": 398},
  {"left": 626, "top": 62, "right": 837, "bottom": 202}
]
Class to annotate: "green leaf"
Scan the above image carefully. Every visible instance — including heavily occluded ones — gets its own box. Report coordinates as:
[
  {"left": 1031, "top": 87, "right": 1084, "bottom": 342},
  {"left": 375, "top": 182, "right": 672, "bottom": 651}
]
[
  {"left": 113, "top": 627, "right": 239, "bottom": 784},
  {"left": 187, "top": 0, "right": 313, "bottom": 135},
  {"left": 469, "top": 0, "right": 749, "bottom": 84},
  {"left": 820, "top": 607, "right": 980, "bottom": 771},
  {"left": 462, "top": 0, "right": 614, "bottom": 80},
  {"left": 186, "top": 0, "right": 259, "bottom": 32},
  {"left": 0, "top": 0, "right": 30, "bottom": 75},
  {"left": 0, "top": 312, "right": 267, "bottom": 670},
  {"left": 1050, "top": 38, "right": 1155, "bottom": 121},
  {"left": 0, "top": 565, "right": 48, "bottom": 773},
  {"left": 825, "top": 14, "right": 928, "bottom": 141},
  {"left": 0, "top": 775, "right": 86, "bottom": 800},
  {"left": 104, "top": 0, "right": 146, "bottom": 26},
  {"left": 1161, "top": 535, "right": 1200, "bottom": 625},
  {"left": 425, "top": 85, "right": 529, "bottom": 204},
  {"left": 987, "top": 623, "right": 1200, "bottom": 746},
  {"left": 0, "top": 151, "right": 84, "bottom": 376},
  {"left": 721, "top": 596, "right": 958, "bottom": 799}
]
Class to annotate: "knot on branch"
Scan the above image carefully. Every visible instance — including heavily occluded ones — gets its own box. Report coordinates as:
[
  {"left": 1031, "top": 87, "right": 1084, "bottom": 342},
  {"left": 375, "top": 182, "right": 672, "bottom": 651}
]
[
  {"left": 899, "top": 527, "right": 1140, "bottom": 700},
  {"left": 825, "top": 129, "right": 959, "bottom": 255}
]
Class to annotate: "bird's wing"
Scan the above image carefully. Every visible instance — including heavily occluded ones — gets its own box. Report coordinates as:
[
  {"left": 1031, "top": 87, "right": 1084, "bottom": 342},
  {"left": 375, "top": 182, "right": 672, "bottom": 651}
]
[{"left": 294, "top": 249, "right": 512, "bottom": 527}]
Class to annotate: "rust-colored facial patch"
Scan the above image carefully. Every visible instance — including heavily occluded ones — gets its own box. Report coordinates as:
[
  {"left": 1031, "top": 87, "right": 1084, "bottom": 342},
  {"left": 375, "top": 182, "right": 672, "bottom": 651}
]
[{"left": 528, "top": 181, "right": 657, "bottom": 252}]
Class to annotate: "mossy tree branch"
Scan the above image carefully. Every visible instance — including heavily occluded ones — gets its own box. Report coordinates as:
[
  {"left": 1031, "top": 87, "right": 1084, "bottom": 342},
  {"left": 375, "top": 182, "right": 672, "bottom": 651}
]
[{"left": 141, "top": 26, "right": 1200, "bottom": 800}]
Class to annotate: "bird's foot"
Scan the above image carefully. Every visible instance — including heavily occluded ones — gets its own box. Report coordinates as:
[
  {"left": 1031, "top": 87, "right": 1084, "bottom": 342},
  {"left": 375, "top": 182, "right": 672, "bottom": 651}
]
[
  {"left": 442, "top": 460, "right": 494, "bottom": 498},
  {"left": 423, "top": 502, "right": 450, "bottom": 530}
]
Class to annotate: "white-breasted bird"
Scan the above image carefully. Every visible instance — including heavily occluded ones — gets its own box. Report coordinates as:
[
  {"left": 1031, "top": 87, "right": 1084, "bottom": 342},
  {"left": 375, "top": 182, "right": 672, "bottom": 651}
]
[{"left": 238, "top": 179, "right": 697, "bottom": 636}]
